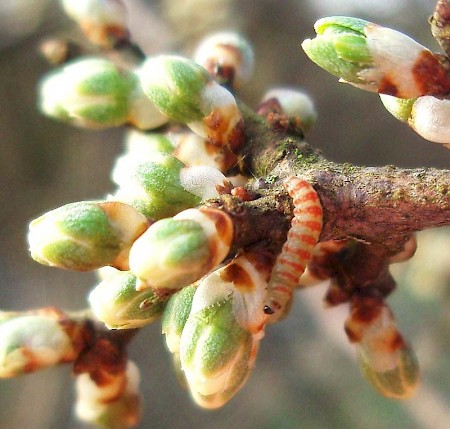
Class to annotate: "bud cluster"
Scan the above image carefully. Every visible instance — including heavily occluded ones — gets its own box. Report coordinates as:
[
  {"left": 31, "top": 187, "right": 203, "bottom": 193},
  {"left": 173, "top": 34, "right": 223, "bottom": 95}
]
[
  {"left": 14, "top": 4, "right": 440, "bottom": 427},
  {"left": 163, "top": 251, "right": 273, "bottom": 408}
]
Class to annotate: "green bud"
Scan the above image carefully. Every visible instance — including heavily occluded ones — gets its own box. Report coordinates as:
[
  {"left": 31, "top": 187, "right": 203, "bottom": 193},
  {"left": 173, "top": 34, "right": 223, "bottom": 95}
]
[
  {"left": 28, "top": 201, "right": 149, "bottom": 271},
  {"left": 139, "top": 55, "right": 243, "bottom": 148},
  {"left": 180, "top": 298, "right": 255, "bottom": 409},
  {"left": 357, "top": 341, "right": 420, "bottom": 400},
  {"left": 129, "top": 207, "right": 233, "bottom": 290},
  {"left": 139, "top": 55, "right": 211, "bottom": 123},
  {"left": 112, "top": 154, "right": 201, "bottom": 219},
  {"left": 89, "top": 270, "right": 166, "bottom": 329},
  {"left": 75, "top": 361, "right": 141, "bottom": 429},
  {"left": 129, "top": 217, "right": 210, "bottom": 290},
  {"left": 302, "top": 17, "right": 371, "bottom": 85},
  {"left": 39, "top": 57, "right": 133, "bottom": 129},
  {"left": 0, "top": 314, "right": 78, "bottom": 377},
  {"left": 302, "top": 17, "right": 441, "bottom": 98},
  {"left": 127, "top": 72, "right": 168, "bottom": 130}
]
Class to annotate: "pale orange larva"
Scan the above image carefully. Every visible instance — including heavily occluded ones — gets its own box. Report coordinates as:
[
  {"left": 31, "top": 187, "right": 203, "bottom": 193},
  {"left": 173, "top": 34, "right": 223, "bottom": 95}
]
[{"left": 265, "top": 177, "right": 323, "bottom": 322}]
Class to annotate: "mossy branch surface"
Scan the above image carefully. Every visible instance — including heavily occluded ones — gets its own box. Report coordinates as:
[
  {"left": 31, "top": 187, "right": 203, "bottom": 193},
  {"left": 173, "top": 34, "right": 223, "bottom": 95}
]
[{"left": 217, "top": 101, "right": 450, "bottom": 255}]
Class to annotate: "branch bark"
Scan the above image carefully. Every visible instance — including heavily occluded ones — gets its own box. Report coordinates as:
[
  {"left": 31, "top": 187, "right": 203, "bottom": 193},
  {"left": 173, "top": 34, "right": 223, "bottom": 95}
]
[{"left": 217, "top": 102, "right": 450, "bottom": 255}]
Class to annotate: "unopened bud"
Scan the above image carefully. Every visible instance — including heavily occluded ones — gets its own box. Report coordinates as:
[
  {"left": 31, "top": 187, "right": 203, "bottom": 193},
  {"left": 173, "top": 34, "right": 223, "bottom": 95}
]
[
  {"left": 180, "top": 296, "right": 257, "bottom": 409},
  {"left": 302, "top": 16, "right": 450, "bottom": 98},
  {"left": 124, "top": 130, "right": 174, "bottom": 160},
  {"left": 39, "top": 58, "right": 134, "bottom": 129},
  {"left": 170, "top": 130, "right": 238, "bottom": 172},
  {"left": 61, "top": 0, "right": 128, "bottom": 48},
  {"left": 194, "top": 32, "right": 254, "bottom": 87},
  {"left": 89, "top": 270, "right": 167, "bottom": 329},
  {"left": 380, "top": 94, "right": 450, "bottom": 147},
  {"left": 261, "top": 88, "right": 317, "bottom": 133},
  {"left": 28, "top": 201, "right": 149, "bottom": 271},
  {"left": 0, "top": 310, "right": 83, "bottom": 377},
  {"left": 75, "top": 360, "right": 141, "bottom": 429},
  {"left": 345, "top": 298, "right": 420, "bottom": 399},
  {"left": 112, "top": 154, "right": 201, "bottom": 219},
  {"left": 139, "top": 55, "right": 244, "bottom": 149},
  {"left": 127, "top": 72, "right": 168, "bottom": 130},
  {"left": 129, "top": 207, "right": 233, "bottom": 290}
]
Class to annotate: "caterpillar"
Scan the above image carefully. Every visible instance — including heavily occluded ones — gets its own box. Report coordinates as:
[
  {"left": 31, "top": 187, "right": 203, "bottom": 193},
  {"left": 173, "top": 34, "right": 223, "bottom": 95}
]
[{"left": 265, "top": 177, "right": 323, "bottom": 322}]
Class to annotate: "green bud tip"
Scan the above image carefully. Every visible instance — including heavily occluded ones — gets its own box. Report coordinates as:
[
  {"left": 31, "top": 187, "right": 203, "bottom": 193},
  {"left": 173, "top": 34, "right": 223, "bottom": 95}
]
[
  {"left": 89, "top": 270, "right": 167, "bottom": 329},
  {"left": 303, "top": 16, "right": 440, "bottom": 98},
  {"left": 28, "top": 201, "right": 149, "bottom": 271}
]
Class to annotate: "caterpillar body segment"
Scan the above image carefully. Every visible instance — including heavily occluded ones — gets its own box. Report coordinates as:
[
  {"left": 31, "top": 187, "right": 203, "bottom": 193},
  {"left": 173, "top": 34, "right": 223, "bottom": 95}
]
[{"left": 266, "top": 177, "right": 323, "bottom": 322}]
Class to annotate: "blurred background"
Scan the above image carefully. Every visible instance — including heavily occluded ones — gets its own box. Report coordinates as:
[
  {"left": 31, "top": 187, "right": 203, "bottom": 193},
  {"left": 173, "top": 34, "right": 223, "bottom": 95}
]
[{"left": 0, "top": 0, "right": 449, "bottom": 428}]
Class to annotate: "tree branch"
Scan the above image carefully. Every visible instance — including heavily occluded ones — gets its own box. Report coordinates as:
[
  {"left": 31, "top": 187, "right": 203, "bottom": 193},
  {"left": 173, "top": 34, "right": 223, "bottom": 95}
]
[{"left": 220, "top": 102, "right": 450, "bottom": 254}]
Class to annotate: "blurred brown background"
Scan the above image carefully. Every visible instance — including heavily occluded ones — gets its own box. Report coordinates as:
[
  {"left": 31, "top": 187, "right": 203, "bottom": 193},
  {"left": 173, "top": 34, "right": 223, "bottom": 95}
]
[{"left": 0, "top": 0, "right": 449, "bottom": 428}]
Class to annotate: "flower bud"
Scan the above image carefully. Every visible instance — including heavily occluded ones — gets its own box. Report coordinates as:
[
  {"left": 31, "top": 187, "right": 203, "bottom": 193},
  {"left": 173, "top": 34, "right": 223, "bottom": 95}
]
[
  {"left": 127, "top": 72, "right": 169, "bottom": 130},
  {"left": 380, "top": 94, "right": 450, "bottom": 147},
  {"left": 39, "top": 58, "right": 134, "bottom": 129},
  {"left": 28, "top": 201, "right": 149, "bottom": 271},
  {"left": 0, "top": 310, "right": 83, "bottom": 377},
  {"left": 124, "top": 130, "right": 174, "bottom": 160},
  {"left": 345, "top": 298, "right": 420, "bottom": 399},
  {"left": 302, "top": 16, "right": 450, "bottom": 98},
  {"left": 170, "top": 130, "right": 238, "bottom": 172},
  {"left": 194, "top": 32, "right": 255, "bottom": 87},
  {"left": 261, "top": 88, "right": 317, "bottom": 133},
  {"left": 191, "top": 253, "right": 270, "bottom": 337},
  {"left": 139, "top": 55, "right": 244, "bottom": 149},
  {"left": 75, "top": 360, "right": 141, "bottom": 429},
  {"left": 129, "top": 207, "right": 233, "bottom": 290},
  {"left": 112, "top": 153, "right": 201, "bottom": 219},
  {"left": 60, "top": 0, "right": 128, "bottom": 48},
  {"left": 89, "top": 270, "right": 167, "bottom": 329},
  {"left": 179, "top": 166, "right": 227, "bottom": 200},
  {"left": 180, "top": 296, "right": 257, "bottom": 409}
]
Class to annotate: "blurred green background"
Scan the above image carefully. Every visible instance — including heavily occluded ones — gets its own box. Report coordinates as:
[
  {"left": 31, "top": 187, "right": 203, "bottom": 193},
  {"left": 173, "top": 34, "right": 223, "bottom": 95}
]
[{"left": 0, "top": 0, "right": 448, "bottom": 428}]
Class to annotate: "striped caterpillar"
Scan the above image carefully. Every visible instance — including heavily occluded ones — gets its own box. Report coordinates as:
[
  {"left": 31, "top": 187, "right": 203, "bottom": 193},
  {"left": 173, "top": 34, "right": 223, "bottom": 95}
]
[{"left": 265, "top": 177, "right": 323, "bottom": 321}]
